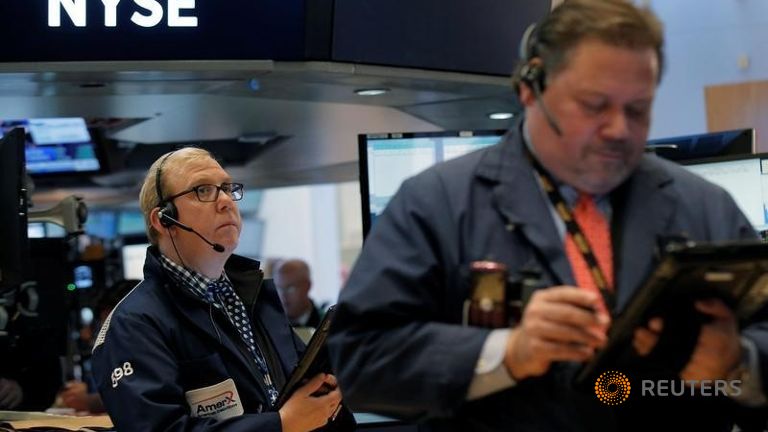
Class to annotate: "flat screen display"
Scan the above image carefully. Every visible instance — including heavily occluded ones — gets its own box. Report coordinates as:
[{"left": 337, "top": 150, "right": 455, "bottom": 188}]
[
  {"left": 122, "top": 244, "right": 149, "bottom": 281},
  {"left": 359, "top": 130, "right": 504, "bottom": 236},
  {"left": 682, "top": 153, "right": 768, "bottom": 234},
  {"left": 1, "top": 118, "right": 102, "bottom": 175}
]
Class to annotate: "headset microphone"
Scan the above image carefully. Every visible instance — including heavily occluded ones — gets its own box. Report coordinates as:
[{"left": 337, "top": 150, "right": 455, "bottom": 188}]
[
  {"left": 532, "top": 79, "right": 563, "bottom": 137},
  {"left": 159, "top": 210, "right": 226, "bottom": 253}
]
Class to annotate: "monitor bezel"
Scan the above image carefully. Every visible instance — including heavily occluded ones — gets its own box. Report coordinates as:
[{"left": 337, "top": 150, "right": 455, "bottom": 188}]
[
  {"left": 648, "top": 128, "right": 755, "bottom": 162},
  {"left": 678, "top": 150, "right": 766, "bottom": 166}
]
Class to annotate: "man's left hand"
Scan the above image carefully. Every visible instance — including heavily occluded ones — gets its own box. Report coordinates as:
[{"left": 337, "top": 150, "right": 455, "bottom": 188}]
[
  {"left": 633, "top": 298, "right": 741, "bottom": 381},
  {"left": 681, "top": 299, "right": 741, "bottom": 381}
]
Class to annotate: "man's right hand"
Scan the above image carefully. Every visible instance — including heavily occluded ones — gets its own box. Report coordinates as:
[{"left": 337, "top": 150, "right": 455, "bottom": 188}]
[
  {"left": 279, "top": 373, "right": 342, "bottom": 432},
  {"left": 503, "top": 287, "right": 611, "bottom": 380},
  {"left": 60, "top": 381, "right": 91, "bottom": 412}
]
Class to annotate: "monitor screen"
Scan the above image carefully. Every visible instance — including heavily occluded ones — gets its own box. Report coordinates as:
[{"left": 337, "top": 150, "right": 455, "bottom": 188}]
[
  {"left": 121, "top": 244, "right": 149, "bottom": 281},
  {"left": 27, "top": 223, "right": 46, "bottom": 239},
  {"left": 73, "top": 264, "right": 94, "bottom": 289},
  {"left": 648, "top": 129, "right": 754, "bottom": 162},
  {"left": 85, "top": 210, "right": 118, "bottom": 239},
  {"left": 682, "top": 153, "right": 768, "bottom": 234},
  {"left": 118, "top": 210, "right": 147, "bottom": 236},
  {"left": 0, "top": 118, "right": 103, "bottom": 176},
  {"left": 359, "top": 130, "right": 504, "bottom": 236}
]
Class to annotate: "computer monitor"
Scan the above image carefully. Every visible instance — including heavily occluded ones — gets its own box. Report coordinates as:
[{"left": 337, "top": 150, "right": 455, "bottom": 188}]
[
  {"left": 682, "top": 153, "right": 768, "bottom": 234},
  {"left": 121, "top": 243, "right": 149, "bottom": 281},
  {"left": 0, "top": 128, "right": 30, "bottom": 293},
  {"left": 85, "top": 209, "right": 118, "bottom": 239},
  {"left": 117, "top": 210, "right": 147, "bottom": 236},
  {"left": 648, "top": 128, "right": 754, "bottom": 162},
  {"left": 0, "top": 118, "right": 105, "bottom": 176},
  {"left": 73, "top": 264, "right": 94, "bottom": 289},
  {"left": 358, "top": 130, "right": 504, "bottom": 237}
]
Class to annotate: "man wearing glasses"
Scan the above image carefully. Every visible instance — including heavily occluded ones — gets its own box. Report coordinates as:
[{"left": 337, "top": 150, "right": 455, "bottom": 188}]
[
  {"left": 92, "top": 148, "right": 343, "bottom": 432},
  {"left": 274, "top": 259, "right": 323, "bottom": 329}
]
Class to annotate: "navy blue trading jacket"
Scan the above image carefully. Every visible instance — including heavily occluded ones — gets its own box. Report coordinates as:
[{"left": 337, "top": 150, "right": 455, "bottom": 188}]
[{"left": 329, "top": 117, "right": 765, "bottom": 431}]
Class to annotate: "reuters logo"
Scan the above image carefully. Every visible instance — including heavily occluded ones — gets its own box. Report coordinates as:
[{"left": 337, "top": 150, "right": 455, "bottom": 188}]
[{"left": 594, "top": 371, "right": 631, "bottom": 405}]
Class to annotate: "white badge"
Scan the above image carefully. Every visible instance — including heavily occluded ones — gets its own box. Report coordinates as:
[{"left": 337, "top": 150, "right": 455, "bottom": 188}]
[{"left": 185, "top": 378, "right": 245, "bottom": 420}]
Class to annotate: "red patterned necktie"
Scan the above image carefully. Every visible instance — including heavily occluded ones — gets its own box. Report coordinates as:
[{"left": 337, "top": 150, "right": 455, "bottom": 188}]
[{"left": 564, "top": 193, "right": 614, "bottom": 313}]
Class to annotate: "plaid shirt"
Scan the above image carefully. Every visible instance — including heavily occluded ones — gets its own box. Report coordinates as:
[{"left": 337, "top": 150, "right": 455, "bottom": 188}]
[{"left": 159, "top": 254, "right": 280, "bottom": 405}]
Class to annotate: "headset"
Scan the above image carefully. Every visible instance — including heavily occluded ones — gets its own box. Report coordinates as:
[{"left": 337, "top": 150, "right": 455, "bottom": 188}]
[
  {"left": 155, "top": 151, "right": 179, "bottom": 228},
  {"left": 516, "top": 22, "right": 563, "bottom": 136},
  {"left": 154, "top": 150, "right": 225, "bottom": 253},
  {"left": 518, "top": 23, "right": 547, "bottom": 94}
]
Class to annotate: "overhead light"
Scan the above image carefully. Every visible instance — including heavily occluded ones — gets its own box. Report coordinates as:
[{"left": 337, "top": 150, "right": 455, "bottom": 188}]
[
  {"left": 488, "top": 112, "right": 514, "bottom": 120},
  {"left": 354, "top": 88, "right": 389, "bottom": 96}
]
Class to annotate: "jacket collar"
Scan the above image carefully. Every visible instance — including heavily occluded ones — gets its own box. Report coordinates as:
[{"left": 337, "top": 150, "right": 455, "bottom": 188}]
[{"left": 476, "top": 118, "right": 677, "bottom": 310}]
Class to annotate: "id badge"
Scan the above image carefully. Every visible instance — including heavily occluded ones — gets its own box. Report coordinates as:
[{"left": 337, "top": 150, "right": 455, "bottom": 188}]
[{"left": 185, "top": 378, "right": 245, "bottom": 420}]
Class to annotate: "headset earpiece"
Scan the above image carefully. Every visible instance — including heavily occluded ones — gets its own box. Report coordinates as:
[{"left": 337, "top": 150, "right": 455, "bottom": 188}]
[
  {"left": 155, "top": 151, "right": 178, "bottom": 229},
  {"left": 517, "top": 23, "right": 547, "bottom": 93},
  {"left": 520, "top": 62, "right": 546, "bottom": 92},
  {"left": 158, "top": 201, "right": 178, "bottom": 228}
]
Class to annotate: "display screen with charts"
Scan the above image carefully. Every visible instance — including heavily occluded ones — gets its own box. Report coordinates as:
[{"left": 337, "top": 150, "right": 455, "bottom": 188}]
[{"left": 682, "top": 153, "right": 768, "bottom": 236}]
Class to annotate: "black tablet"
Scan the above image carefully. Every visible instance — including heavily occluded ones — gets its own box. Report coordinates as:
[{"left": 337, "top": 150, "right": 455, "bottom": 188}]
[
  {"left": 575, "top": 240, "right": 768, "bottom": 385},
  {"left": 275, "top": 304, "right": 337, "bottom": 408}
]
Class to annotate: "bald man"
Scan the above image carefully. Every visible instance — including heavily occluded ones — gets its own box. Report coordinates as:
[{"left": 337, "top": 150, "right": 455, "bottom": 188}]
[{"left": 274, "top": 259, "right": 322, "bottom": 328}]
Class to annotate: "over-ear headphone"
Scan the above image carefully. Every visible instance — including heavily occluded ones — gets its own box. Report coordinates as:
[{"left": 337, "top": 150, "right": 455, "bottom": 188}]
[
  {"left": 517, "top": 23, "right": 547, "bottom": 93},
  {"left": 155, "top": 151, "right": 178, "bottom": 228}
]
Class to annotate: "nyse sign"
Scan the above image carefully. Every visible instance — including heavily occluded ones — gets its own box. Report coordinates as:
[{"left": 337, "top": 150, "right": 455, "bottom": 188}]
[{"left": 48, "top": 0, "right": 198, "bottom": 28}]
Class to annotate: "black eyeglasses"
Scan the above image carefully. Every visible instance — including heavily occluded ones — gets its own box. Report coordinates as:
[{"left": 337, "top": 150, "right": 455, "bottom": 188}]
[{"left": 165, "top": 182, "right": 244, "bottom": 203}]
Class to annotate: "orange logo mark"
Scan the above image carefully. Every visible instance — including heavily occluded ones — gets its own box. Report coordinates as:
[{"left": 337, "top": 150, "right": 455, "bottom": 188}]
[{"left": 594, "top": 371, "right": 631, "bottom": 405}]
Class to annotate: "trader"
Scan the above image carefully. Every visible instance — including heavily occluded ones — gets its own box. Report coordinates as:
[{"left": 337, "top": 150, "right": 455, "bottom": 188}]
[
  {"left": 93, "top": 148, "right": 342, "bottom": 432},
  {"left": 328, "top": 0, "right": 765, "bottom": 430}
]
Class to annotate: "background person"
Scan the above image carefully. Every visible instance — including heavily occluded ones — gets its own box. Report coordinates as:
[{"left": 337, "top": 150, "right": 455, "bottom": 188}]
[{"left": 274, "top": 259, "right": 324, "bottom": 328}]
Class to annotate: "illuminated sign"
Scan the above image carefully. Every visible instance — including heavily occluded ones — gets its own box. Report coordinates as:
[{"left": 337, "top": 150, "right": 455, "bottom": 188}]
[
  {"left": 0, "top": 1, "right": 306, "bottom": 62},
  {"left": 48, "top": 0, "right": 198, "bottom": 28}
]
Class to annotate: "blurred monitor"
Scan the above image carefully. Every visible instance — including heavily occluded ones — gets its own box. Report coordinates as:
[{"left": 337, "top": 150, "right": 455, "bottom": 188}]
[
  {"left": 358, "top": 130, "right": 504, "bottom": 236},
  {"left": 85, "top": 209, "right": 118, "bottom": 239},
  {"left": 682, "top": 153, "right": 768, "bottom": 233},
  {"left": 25, "top": 222, "right": 66, "bottom": 238},
  {"left": 648, "top": 129, "right": 754, "bottom": 162},
  {"left": 0, "top": 118, "right": 106, "bottom": 176},
  {"left": 118, "top": 210, "right": 146, "bottom": 236},
  {"left": 28, "top": 223, "right": 46, "bottom": 239},
  {"left": 121, "top": 243, "right": 149, "bottom": 281},
  {"left": 73, "top": 264, "right": 94, "bottom": 289}
]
